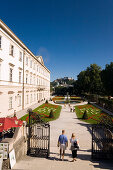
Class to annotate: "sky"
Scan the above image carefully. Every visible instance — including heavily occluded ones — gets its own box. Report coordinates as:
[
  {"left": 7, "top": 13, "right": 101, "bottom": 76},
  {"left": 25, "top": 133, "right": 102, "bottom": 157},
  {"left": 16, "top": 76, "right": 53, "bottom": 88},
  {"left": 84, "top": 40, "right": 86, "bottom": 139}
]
[{"left": 0, "top": 0, "right": 113, "bottom": 81}]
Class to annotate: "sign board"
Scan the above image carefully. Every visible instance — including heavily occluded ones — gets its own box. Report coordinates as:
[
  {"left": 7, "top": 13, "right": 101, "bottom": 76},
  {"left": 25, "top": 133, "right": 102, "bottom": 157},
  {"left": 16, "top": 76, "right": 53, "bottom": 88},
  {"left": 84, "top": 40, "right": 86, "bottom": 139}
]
[
  {"left": 0, "top": 153, "right": 3, "bottom": 170},
  {"left": 9, "top": 149, "right": 16, "bottom": 169},
  {"left": 0, "top": 143, "right": 9, "bottom": 159}
]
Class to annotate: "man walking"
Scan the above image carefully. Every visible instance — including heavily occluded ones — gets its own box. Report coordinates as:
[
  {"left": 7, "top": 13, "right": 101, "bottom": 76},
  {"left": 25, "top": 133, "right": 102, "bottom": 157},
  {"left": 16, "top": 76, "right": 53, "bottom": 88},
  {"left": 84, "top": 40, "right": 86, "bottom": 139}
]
[{"left": 57, "top": 130, "right": 68, "bottom": 160}]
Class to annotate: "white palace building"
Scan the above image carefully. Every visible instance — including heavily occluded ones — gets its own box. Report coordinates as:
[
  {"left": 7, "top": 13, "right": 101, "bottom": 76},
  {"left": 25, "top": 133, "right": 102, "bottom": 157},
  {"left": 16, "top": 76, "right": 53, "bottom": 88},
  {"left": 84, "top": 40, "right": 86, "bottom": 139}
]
[{"left": 0, "top": 20, "right": 50, "bottom": 117}]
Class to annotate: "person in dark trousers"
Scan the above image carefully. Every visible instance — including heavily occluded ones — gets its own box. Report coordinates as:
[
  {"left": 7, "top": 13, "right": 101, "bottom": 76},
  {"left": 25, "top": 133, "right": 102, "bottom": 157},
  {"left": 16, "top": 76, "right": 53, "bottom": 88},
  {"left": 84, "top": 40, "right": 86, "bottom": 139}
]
[
  {"left": 57, "top": 130, "right": 68, "bottom": 160},
  {"left": 70, "top": 107, "right": 72, "bottom": 112},
  {"left": 70, "top": 133, "right": 79, "bottom": 162}
]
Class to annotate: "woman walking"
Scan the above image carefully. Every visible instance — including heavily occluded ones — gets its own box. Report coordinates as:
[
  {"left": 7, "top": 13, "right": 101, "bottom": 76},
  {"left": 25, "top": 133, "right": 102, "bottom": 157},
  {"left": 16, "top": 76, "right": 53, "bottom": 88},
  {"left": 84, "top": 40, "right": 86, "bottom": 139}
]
[{"left": 70, "top": 133, "right": 79, "bottom": 162}]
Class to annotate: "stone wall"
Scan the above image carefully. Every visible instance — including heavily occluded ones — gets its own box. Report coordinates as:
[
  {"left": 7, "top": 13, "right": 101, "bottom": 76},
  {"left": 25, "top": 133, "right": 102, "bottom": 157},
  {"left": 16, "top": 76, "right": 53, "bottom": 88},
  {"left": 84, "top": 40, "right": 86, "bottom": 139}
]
[
  {"left": 2, "top": 124, "right": 27, "bottom": 169},
  {"left": 13, "top": 136, "right": 27, "bottom": 162}
]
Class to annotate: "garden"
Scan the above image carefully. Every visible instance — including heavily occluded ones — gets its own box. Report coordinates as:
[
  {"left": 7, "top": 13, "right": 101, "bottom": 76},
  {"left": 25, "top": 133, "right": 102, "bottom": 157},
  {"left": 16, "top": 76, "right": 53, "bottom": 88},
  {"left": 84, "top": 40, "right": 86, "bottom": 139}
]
[
  {"left": 52, "top": 96, "right": 83, "bottom": 104},
  {"left": 75, "top": 104, "right": 113, "bottom": 124},
  {"left": 20, "top": 103, "right": 62, "bottom": 123},
  {"left": 52, "top": 96, "right": 65, "bottom": 102},
  {"left": 70, "top": 96, "right": 82, "bottom": 100}
]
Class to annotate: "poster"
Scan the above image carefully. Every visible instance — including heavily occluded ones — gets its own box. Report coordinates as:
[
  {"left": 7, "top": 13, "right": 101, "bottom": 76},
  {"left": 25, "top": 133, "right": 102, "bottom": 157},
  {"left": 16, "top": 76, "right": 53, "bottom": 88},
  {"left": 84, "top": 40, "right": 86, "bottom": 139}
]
[
  {"left": 9, "top": 149, "right": 16, "bottom": 169},
  {"left": 0, "top": 153, "right": 3, "bottom": 170},
  {"left": 0, "top": 143, "right": 9, "bottom": 159}
]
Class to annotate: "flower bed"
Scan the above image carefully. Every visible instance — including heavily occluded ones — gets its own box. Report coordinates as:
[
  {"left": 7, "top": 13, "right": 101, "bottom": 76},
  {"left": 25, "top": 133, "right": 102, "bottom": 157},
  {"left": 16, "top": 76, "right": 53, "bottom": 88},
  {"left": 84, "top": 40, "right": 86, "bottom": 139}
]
[
  {"left": 20, "top": 103, "right": 62, "bottom": 123},
  {"left": 52, "top": 96, "right": 64, "bottom": 102},
  {"left": 75, "top": 104, "right": 113, "bottom": 124},
  {"left": 70, "top": 96, "right": 82, "bottom": 100}
]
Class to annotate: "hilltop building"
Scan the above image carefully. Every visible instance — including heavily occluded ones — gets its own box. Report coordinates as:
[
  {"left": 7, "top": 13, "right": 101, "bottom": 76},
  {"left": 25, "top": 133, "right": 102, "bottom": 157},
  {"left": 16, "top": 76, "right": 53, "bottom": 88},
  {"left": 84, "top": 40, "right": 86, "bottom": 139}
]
[
  {"left": 53, "top": 77, "right": 74, "bottom": 87},
  {"left": 0, "top": 20, "right": 50, "bottom": 117}
]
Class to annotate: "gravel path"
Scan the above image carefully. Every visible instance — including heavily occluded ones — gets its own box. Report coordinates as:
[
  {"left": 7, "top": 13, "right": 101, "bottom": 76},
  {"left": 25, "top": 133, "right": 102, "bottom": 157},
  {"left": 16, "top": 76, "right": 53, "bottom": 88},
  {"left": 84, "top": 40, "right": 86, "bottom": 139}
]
[{"left": 13, "top": 104, "right": 113, "bottom": 170}]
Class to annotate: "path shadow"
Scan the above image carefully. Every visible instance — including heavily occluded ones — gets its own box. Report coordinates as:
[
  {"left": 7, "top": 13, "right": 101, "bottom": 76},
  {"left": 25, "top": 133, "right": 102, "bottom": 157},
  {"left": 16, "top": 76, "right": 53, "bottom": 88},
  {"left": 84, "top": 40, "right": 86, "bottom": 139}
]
[
  {"left": 91, "top": 160, "right": 113, "bottom": 170},
  {"left": 79, "top": 149, "right": 91, "bottom": 152},
  {"left": 76, "top": 122, "right": 92, "bottom": 135},
  {"left": 48, "top": 152, "right": 70, "bottom": 161},
  {"left": 73, "top": 122, "right": 113, "bottom": 169},
  {"left": 77, "top": 150, "right": 113, "bottom": 170},
  {"left": 50, "top": 152, "right": 71, "bottom": 157},
  {"left": 73, "top": 117, "right": 83, "bottom": 120},
  {"left": 77, "top": 153, "right": 91, "bottom": 161},
  {"left": 48, "top": 156, "right": 69, "bottom": 162},
  {"left": 50, "top": 151, "right": 113, "bottom": 169},
  {"left": 77, "top": 152, "right": 113, "bottom": 170}
]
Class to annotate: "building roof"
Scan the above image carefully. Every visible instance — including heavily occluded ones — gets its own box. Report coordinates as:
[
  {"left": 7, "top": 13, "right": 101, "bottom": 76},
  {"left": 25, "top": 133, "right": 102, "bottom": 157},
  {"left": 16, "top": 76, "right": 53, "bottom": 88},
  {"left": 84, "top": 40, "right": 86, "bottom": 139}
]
[
  {"left": 36, "top": 56, "right": 44, "bottom": 65},
  {"left": 0, "top": 19, "right": 50, "bottom": 73}
]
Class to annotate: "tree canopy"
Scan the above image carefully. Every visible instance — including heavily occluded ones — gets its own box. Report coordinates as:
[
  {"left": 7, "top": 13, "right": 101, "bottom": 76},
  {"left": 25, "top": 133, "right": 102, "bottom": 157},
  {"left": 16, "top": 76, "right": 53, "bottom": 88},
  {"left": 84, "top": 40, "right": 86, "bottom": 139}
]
[
  {"left": 101, "top": 62, "right": 113, "bottom": 96},
  {"left": 75, "top": 64, "right": 103, "bottom": 94},
  {"left": 52, "top": 62, "right": 113, "bottom": 96}
]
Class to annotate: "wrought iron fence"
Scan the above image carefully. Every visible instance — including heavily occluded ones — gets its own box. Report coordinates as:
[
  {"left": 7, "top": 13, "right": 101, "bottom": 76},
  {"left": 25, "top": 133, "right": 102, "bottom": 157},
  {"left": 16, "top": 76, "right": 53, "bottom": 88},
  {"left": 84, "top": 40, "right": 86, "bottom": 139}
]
[
  {"left": 92, "top": 124, "right": 113, "bottom": 160},
  {"left": 27, "top": 109, "right": 50, "bottom": 158}
]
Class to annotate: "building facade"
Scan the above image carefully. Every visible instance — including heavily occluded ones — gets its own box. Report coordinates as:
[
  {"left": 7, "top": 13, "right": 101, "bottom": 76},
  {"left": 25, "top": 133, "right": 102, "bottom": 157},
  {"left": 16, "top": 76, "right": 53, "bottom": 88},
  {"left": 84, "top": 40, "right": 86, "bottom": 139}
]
[{"left": 0, "top": 20, "right": 50, "bottom": 117}]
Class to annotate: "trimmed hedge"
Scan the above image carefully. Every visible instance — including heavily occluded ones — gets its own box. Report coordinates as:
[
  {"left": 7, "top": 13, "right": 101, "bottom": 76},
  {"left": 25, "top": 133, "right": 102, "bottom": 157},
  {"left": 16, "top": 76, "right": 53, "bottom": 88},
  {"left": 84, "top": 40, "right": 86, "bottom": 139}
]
[
  {"left": 98, "top": 97, "right": 113, "bottom": 112},
  {"left": 82, "top": 110, "right": 88, "bottom": 119},
  {"left": 83, "top": 93, "right": 113, "bottom": 112}
]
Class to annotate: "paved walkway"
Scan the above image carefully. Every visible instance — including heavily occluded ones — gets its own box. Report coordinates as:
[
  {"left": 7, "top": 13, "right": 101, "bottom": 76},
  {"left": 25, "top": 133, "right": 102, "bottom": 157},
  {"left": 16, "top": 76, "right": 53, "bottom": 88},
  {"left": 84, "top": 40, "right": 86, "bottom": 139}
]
[{"left": 13, "top": 104, "right": 113, "bottom": 170}]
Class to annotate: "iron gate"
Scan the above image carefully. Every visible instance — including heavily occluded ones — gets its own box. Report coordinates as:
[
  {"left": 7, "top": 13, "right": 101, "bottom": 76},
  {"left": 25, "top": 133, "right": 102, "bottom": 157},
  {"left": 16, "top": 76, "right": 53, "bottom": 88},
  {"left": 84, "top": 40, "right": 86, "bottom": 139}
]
[
  {"left": 92, "top": 124, "right": 113, "bottom": 159},
  {"left": 27, "top": 109, "right": 50, "bottom": 158}
]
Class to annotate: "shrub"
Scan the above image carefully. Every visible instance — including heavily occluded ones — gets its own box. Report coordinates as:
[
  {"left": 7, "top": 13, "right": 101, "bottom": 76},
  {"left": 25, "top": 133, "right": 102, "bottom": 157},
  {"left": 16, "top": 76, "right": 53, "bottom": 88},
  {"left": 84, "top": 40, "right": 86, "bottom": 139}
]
[
  {"left": 45, "top": 100, "right": 48, "bottom": 104},
  {"left": 88, "top": 101, "right": 90, "bottom": 104},
  {"left": 65, "top": 99, "right": 70, "bottom": 104},
  {"left": 82, "top": 110, "right": 88, "bottom": 119},
  {"left": 49, "top": 110, "right": 54, "bottom": 118},
  {"left": 14, "top": 113, "right": 16, "bottom": 117}
]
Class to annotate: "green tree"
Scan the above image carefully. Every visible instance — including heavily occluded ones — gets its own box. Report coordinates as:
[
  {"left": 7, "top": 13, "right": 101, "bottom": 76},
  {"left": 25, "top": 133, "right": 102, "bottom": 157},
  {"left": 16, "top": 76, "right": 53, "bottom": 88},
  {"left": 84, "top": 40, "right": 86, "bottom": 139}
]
[
  {"left": 86, "top": 64, "right": 103, "bottom": 94},
  {"left": 55, "top": 86, "right": 67, "bottom": 95},
  {"left": 77, "top": 70, "right": 90, "bottom": 93},
  {"left": 82, "top": 110, "right": 88, "bottom": 119},
  {"left": 49, "top": 110, "right": 54, "bottom": 118},
  {"left": 74, "top": 64, "right": 103, "bottom": 94},
  {"left": 101, "top": 62, "right": 113, "bottom": 96}
]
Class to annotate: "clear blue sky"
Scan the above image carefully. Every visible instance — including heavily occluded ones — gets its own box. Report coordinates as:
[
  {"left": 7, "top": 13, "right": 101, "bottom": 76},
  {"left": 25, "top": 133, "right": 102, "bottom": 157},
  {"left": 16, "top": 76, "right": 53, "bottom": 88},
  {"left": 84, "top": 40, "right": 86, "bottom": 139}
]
[{"left": 0, "top": 0, "right": 113, "bottom": 81}]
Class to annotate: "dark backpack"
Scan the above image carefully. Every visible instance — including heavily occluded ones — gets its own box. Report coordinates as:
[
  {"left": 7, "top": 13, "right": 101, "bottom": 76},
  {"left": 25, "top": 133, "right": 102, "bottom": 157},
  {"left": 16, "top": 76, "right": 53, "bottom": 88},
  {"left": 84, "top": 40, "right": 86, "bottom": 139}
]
[{"left": 74, "top": 140, "right": 79, "bottom": 149}]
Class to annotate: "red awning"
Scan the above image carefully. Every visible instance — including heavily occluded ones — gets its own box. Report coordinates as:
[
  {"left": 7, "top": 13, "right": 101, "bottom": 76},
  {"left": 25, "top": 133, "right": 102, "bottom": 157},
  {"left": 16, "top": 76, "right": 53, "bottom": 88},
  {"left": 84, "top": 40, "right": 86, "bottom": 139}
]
[{"left": 0, "top": 117, "right": 23, "bottom": 132}]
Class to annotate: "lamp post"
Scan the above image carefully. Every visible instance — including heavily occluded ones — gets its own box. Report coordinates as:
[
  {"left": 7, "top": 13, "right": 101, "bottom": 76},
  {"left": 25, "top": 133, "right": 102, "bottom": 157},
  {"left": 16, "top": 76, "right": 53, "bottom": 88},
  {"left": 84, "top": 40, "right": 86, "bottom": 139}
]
[{"left": 27, "top": 108, "right": 32, "bottom": 155}]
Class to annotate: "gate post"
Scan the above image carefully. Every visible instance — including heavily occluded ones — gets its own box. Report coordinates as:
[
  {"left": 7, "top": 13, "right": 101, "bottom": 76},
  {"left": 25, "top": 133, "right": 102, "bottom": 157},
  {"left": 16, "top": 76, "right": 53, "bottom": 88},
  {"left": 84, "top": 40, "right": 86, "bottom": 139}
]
[
  {"left": 27, "top": 108, "right": 32, "bottom": 155},
  {"left": 91, "top": 125, "right": 94, "bottom": 159},
  {"left": 47, "top": 124, "right": 50, "bottom": 158}
]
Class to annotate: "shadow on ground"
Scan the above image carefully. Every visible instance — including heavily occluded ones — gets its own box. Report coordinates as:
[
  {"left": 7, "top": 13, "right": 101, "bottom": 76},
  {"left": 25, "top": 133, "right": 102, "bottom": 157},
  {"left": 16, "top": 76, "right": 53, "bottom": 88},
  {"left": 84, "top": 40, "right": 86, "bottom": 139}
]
[
  {"left": 75, "top": 122, "right": 92, "bottom": 135},
  {"left": 75, "top": 122, "right": 113, "bottom": 170},
  {"left": 91, "top": 160, "right": 113, "bottom": 170},
  {"left": 77, "top": 153, "right": 91, "bottom": 160},
  {"left": 49, "top": 151, "right": 71, "bottom": 161},
  {"left": 48, "top": 156, "right": 69, "bottom": 162}
]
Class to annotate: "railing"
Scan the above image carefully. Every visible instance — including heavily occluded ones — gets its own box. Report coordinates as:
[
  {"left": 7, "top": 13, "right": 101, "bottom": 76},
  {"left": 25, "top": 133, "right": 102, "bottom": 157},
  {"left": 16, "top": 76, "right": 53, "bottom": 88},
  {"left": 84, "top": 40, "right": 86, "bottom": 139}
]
[
  {"left": 92, "top": 124, "right": 113, "bottom": 160},
  {"left": 27, "top": 109, "right": 50, "bottom": 158}
]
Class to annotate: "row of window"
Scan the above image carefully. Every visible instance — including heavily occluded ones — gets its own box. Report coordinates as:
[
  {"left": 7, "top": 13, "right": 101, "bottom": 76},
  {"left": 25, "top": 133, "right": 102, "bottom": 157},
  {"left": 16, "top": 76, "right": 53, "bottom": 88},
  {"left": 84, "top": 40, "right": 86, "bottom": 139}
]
[
  {"left": 9, "top": 96, "right": 21, "bottom": 109},
  {"left": 9, "top": 93, "right": 44, "bottom": 109},
  {"left": 0, "top": 35, "right": 49, "bottom": 78},
  {"left": 0, "top": 62, "right": 49, "bottom": 86},
  {"left": 9, "top": 44, "right": 22, "bottom": 62},
  {"left": 8, "top": 68, "right": 49, "bottom": 85},
  {"left": 0, "top": 35, "right": 22, "bottom": 61},
  {"left": 25, "top": 55, "right": 49, "bottom": 78},
  {"left": 25, "top": 73, "right": 49, "bottom": 86}
]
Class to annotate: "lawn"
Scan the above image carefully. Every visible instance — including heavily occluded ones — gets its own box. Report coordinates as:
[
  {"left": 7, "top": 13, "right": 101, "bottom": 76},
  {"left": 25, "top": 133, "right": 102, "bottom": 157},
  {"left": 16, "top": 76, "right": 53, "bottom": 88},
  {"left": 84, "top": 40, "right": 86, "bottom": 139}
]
[
  {"left": 20, "top": 103, "right": 62, "bottom": 123},
  {"left": 75, "top": 104, "right": 113, "bottom": 124}
]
